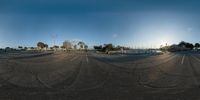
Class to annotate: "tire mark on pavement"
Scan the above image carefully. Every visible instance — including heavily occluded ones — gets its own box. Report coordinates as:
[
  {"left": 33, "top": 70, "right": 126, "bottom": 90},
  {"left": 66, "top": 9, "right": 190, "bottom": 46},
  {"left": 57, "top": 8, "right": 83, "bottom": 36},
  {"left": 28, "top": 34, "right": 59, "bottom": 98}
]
[
  {"left": 94, "top": 53, "right": 177, "bottom": 70},
  {"left": 54, "top": 61, "right": 83, "bottom": 89},
  {"left": 136, "top": 55, "right": 181, "bottom": 89},
  {"left": 0, "top": 59, "right": 18, "bottom": 87},
  {"left": 26, "top": 64, "right": 52, "bottom": 89},
  {"left": 65, "top": 54, "right": 111, "bottom": 91},
  {"left": 36, "top": 75, "right": 52, "bottom": 89}
]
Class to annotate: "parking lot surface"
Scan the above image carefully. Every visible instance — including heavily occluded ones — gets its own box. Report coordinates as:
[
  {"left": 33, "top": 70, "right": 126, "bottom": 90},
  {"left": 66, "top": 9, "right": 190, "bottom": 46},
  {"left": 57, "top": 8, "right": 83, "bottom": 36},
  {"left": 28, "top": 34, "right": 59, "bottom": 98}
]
[{"left": 0, "top": 51, "right": 200, "bottom": 100}]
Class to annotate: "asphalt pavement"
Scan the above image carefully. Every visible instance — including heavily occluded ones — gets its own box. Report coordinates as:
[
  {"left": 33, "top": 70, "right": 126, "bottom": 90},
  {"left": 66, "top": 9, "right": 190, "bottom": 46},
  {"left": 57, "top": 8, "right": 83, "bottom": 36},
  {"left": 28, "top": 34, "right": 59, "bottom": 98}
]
[{"left": 0, "top": 51, "right": 200, "bottom": 100}]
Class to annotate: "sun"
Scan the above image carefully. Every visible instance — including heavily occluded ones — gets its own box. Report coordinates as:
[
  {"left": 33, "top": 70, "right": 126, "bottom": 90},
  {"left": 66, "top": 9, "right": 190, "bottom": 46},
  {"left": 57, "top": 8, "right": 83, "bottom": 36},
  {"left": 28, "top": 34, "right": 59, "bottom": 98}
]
[{"left": 156, "top": 37, "right": 172, "bottom": 48}]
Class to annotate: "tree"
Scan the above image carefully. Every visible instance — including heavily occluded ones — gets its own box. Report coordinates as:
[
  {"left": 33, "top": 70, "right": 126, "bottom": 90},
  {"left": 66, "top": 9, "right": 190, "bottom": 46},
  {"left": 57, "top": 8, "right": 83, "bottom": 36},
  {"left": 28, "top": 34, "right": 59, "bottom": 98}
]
[
  {"left": 53, "top": 45, "right": 59, "bottom": 48},
  {"left": 94, "top": 45, "right": 102, "bottom": 50},
  {"left": 60, "top": 46, "right": 65, "bottom": 49},
  {"left": 30, "top": 47, "right": 34, "bottom": 50},
  {"left": 102, "top": 44, "right": 114, "bottom": 52},
  {"left": 63, "top": 40, "right": 72, "bottom": 49},
  {"left": 24, "top": 47, "right": 28, "bottom": 50},
  {"left": 115, "top": 45, "right": 123, "bottom": 50},
  {"left": 18, "top": 46, "right": 23, "bottom": 49},
  {"left": 44, "top": 44, "right": 48, "bottom": 48},
  {"left": 78, "top": 42, "right": 85, "bottom": 49},
  {"left": 195, "top": 43, "right": 200, "bottom": 49},
  {"left": 50, "top": 47, "right": 54, "bottom": 50},
  {"left": 74, "top": 45, "right": 77, "bottom": 49},
  {"left": 5, "top": 47, "right": 11, "bottom": 52},
  {"left": 52, "top": 45, "right": 59, "bottom": 51},
  {"left": 178, "top": 41, "right": 186, "bottom": 47},
  {"left": 84, "top": 45, "right": 88, "bottom": 50},
  {"left": 185, "top": 43, "right": 194, "bottom": 50},
  {"left": 37, "top": 42, "right": 45, "bottom": 49},
  {"left": 178, "top": 41, "right": 194, "bottom": 50}
]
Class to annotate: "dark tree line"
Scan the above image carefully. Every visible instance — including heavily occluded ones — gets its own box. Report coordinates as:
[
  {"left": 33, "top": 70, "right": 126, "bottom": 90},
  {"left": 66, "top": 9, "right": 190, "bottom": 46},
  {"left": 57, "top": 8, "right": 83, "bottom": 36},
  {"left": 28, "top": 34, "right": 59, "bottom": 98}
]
[
  {"left": 178, "top": 41, "right": 194, "bottom": 50},
  {"left": 195, "top": 43, "right": 200, "bottom": 49},
  {"left": 94, "top": 44, "right": 130, "bottom": 53},
  {"left": 94, "top": 44, "right": 114, "bottom": 52},
  {"left": 161, "top": 41, "right": 200, "bottom": 52}
]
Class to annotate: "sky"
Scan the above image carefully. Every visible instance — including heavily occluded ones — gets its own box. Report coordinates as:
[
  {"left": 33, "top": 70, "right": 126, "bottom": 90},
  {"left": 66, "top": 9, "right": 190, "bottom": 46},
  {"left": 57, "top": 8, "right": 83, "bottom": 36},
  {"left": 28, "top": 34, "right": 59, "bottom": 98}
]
[{"left": 0, "top": 0, "right": 200, "bottom": 48}]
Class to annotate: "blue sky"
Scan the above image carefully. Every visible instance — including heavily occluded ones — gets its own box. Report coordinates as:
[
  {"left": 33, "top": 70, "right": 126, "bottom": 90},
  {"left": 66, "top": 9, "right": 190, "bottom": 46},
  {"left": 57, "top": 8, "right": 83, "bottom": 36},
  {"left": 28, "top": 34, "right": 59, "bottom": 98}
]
[{"left": 0, "top": 0, "right": 200, "bottom": 48}]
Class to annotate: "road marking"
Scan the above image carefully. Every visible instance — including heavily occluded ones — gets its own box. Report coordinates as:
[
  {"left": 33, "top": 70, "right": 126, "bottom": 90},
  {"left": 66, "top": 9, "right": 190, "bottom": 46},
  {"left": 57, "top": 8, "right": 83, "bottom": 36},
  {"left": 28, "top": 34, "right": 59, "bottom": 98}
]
[
  {"left": 181, "top": 55, "right": 185, "bottom": 64},
  {"left": 86, "top": 54, "right": 89, "bottom": 63}
]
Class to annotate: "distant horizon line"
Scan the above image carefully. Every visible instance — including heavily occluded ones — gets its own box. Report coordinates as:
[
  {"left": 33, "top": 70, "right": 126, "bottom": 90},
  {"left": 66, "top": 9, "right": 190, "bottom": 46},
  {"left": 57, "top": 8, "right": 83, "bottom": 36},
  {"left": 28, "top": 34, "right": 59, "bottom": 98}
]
[{"left": 0, "top": 40, "right": 199, "bottom": 49}]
